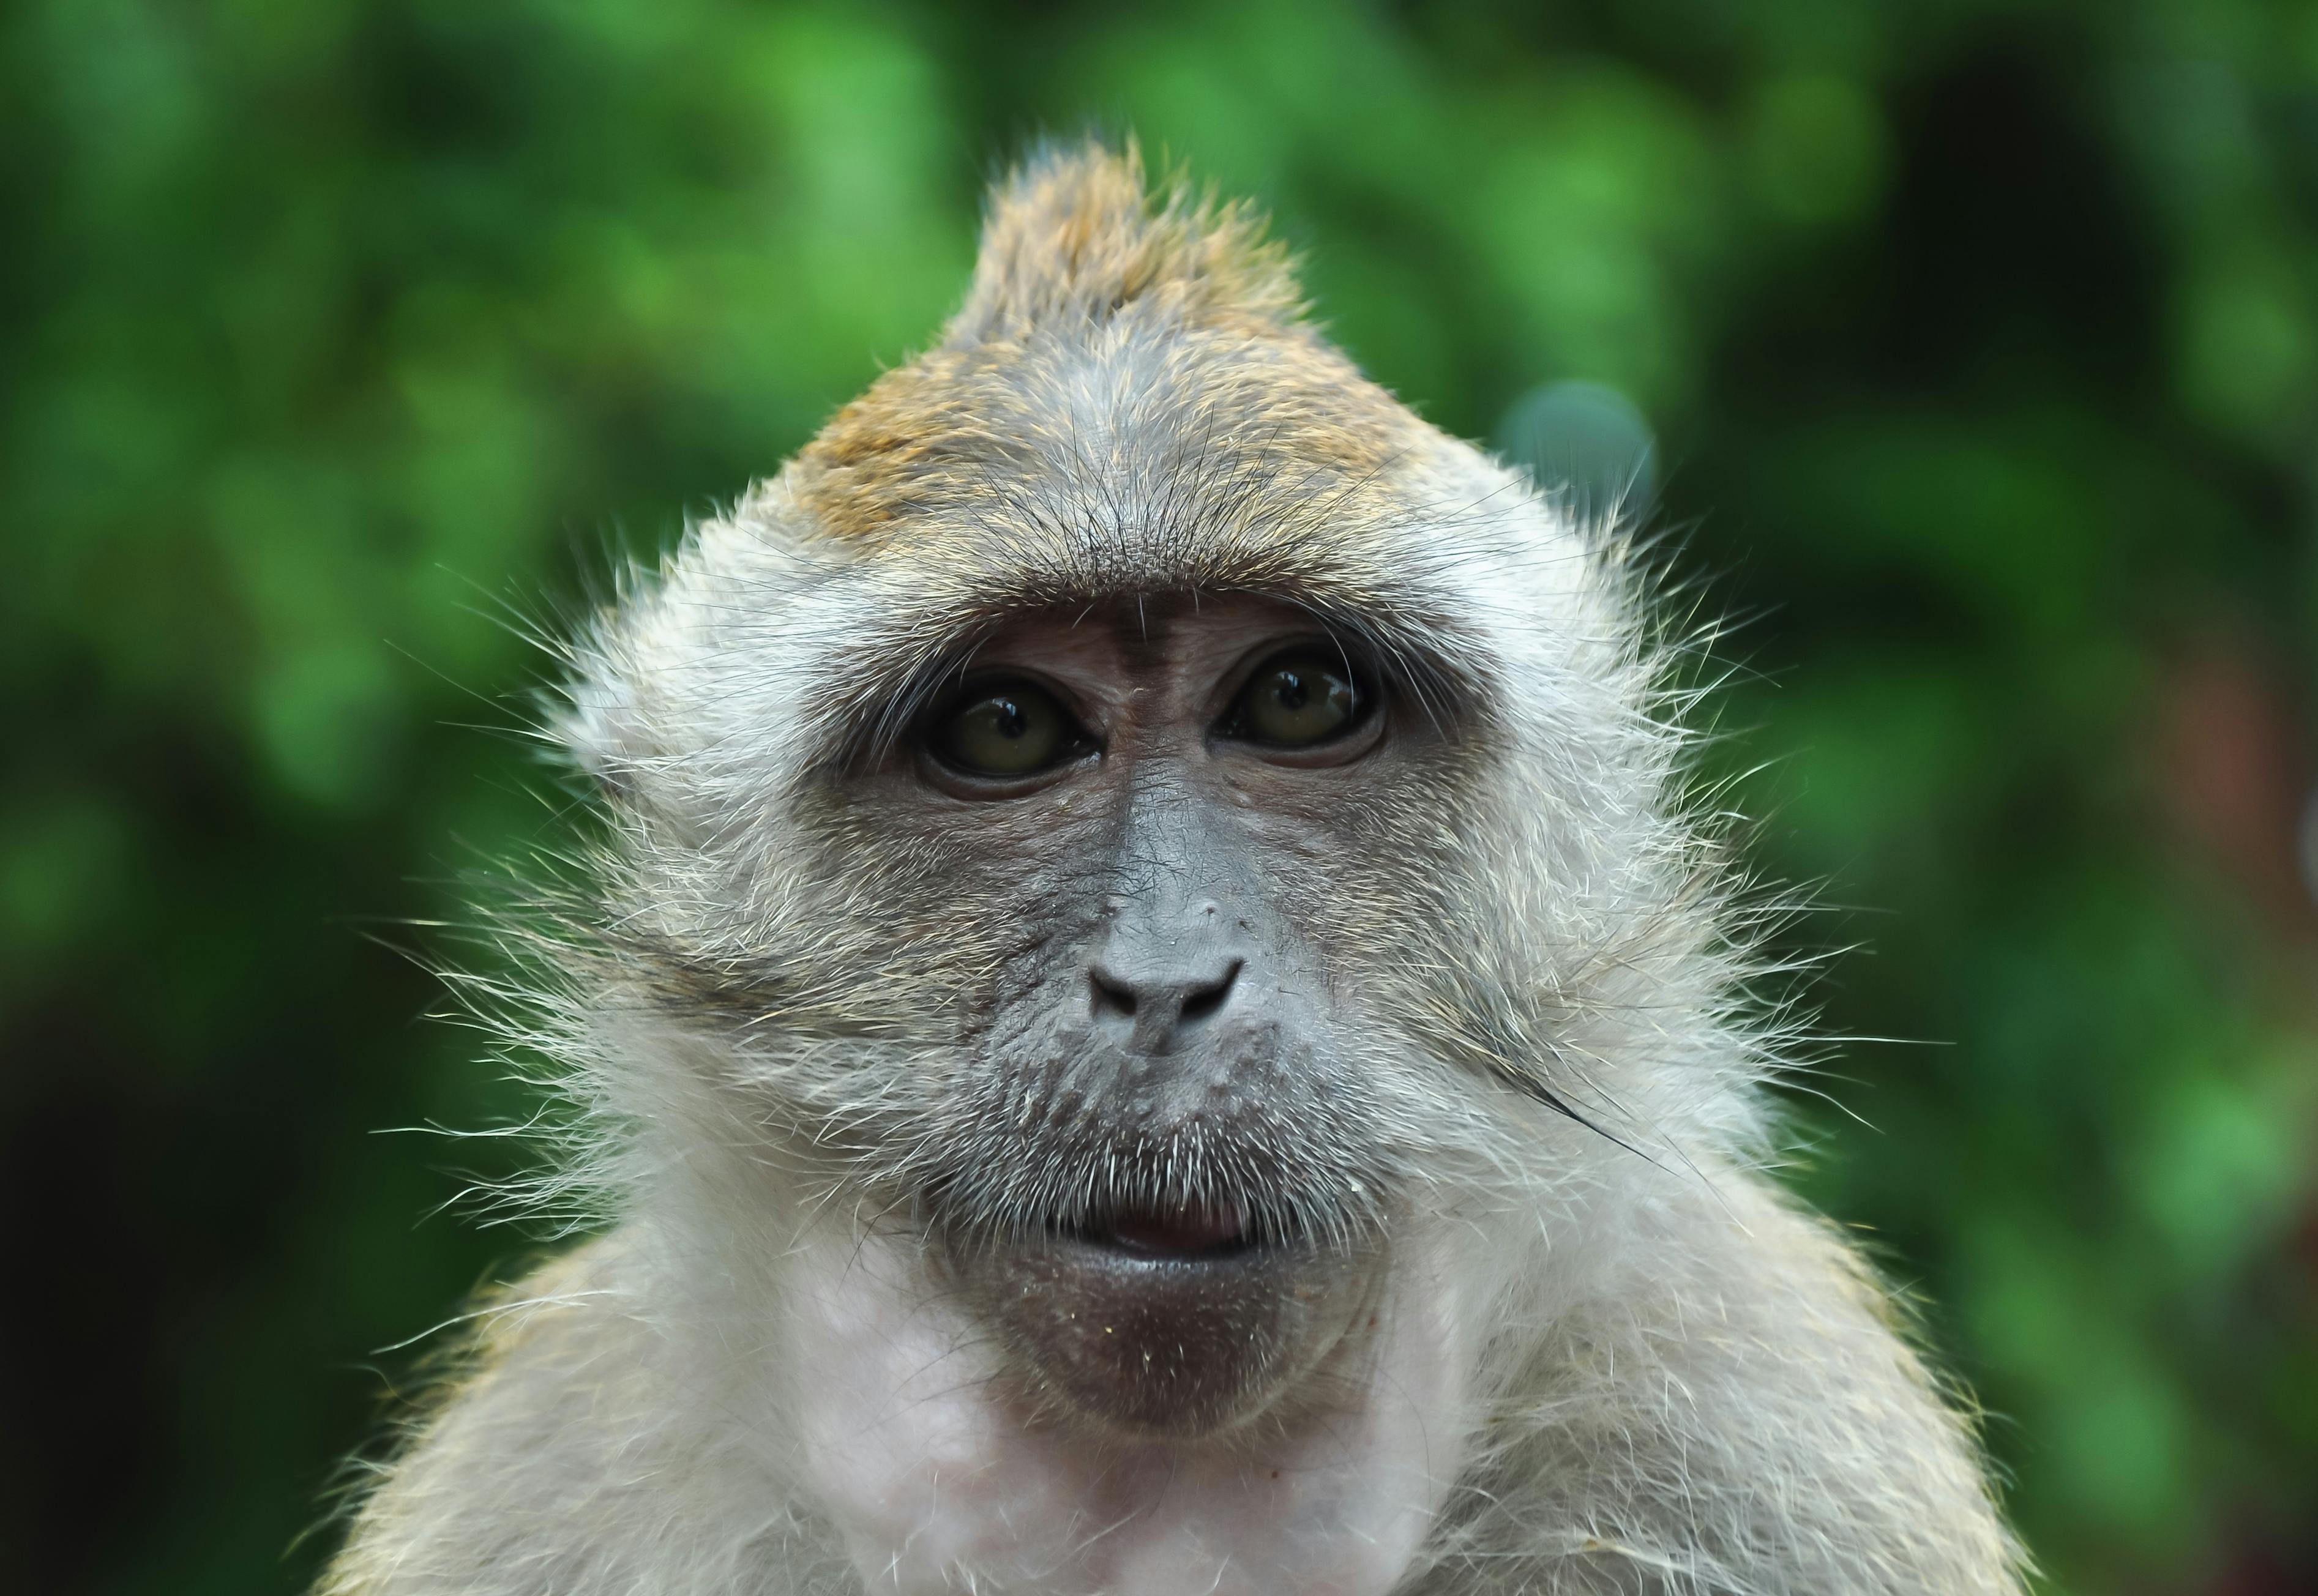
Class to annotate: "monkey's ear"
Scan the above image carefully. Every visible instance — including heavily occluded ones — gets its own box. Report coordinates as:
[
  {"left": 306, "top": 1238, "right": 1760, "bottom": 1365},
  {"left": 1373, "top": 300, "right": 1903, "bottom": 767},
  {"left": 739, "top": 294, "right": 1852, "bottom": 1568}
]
[{"left": 942, "top": 138, "right": 1305, "bottom": 346}]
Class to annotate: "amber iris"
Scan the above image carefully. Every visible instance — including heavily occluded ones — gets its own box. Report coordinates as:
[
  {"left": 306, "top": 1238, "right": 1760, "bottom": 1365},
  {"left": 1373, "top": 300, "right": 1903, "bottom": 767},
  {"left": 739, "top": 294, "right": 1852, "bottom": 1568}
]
[
  {"left": 931, "top": 680, "right": 1075, "bottom": 776},
  {"left": 1227, "top": 651, "right": 1363, "bottom": 746}
]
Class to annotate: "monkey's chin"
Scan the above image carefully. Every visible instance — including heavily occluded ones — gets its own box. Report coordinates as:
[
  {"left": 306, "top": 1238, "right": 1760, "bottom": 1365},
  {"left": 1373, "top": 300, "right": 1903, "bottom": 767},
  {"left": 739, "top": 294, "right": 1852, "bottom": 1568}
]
[{"left": 959, "top": 1221, "right": 1374, "bottom": 1439}]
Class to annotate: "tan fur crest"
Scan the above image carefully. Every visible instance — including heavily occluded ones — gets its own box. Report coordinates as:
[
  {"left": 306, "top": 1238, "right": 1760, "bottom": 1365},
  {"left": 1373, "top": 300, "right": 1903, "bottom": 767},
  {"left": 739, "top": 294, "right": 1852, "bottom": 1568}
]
[
  {"left": 946, "top": 140, "right": 1303, "bottom": 346},
  {"left": 792, "top": 142, "right": 1396, "bottom": 548}
]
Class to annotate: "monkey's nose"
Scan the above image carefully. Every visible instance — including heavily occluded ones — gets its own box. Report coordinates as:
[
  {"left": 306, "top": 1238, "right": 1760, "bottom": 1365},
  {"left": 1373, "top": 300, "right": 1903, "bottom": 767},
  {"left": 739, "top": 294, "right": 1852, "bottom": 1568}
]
[{"left": 1088, "top": 955, "right": 1243, "bottom": 1053}]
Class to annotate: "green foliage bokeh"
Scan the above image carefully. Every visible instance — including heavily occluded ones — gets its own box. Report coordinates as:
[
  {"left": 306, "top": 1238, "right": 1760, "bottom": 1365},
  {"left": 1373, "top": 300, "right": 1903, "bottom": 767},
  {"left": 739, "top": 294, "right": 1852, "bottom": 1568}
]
[{"left": 4, "top": 2, "right": 2316, "bottom": 1592}]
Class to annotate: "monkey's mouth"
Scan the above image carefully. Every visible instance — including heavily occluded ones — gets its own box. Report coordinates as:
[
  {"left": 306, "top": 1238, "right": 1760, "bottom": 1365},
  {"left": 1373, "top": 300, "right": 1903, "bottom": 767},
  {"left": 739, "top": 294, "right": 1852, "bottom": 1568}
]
[
  {"left": 1060, "top": 1201, "right": 1254, "bottom": 1259},
  {"left": 921, "top": 1103, "right": 1393, "bottom": 1436},
  {"left": 952, "top": 1196, "right": 1370, "bottom": 1439}
]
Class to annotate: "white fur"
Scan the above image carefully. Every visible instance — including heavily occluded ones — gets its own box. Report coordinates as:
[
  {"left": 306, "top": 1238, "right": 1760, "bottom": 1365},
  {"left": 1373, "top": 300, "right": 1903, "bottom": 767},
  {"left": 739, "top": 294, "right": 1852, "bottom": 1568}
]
[{"left": 784, "top": 1222, "right": 1480, "bottom": 1595}]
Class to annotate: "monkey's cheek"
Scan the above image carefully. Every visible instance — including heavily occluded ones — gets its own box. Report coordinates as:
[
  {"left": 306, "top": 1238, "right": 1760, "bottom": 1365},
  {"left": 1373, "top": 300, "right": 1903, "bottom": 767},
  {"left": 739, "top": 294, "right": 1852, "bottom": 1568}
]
[{"left": 974, "top": 1242, "right": 1365, "bottom": 1438}]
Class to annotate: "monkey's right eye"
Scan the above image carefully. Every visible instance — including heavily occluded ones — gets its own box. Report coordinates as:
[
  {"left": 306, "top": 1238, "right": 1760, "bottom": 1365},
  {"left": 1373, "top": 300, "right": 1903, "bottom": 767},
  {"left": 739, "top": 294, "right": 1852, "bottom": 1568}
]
[{"left": 926, "top": 679, "right": 1083, "bottom": 780}]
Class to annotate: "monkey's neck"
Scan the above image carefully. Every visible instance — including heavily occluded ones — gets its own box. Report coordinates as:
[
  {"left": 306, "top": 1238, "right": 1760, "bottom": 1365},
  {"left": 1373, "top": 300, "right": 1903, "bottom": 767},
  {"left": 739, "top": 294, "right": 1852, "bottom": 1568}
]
[{"left": 757, "top": 1223, "right": 1486, "bottom": 1596}]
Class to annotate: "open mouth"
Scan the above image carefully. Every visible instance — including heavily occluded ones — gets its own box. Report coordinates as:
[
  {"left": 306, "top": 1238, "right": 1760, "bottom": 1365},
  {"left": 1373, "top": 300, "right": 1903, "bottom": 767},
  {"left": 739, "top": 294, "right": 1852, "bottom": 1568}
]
[
  {"left": 943, "top": 1182, "right": 1381, "bottom": 1436},
  {"left": 1064, "top": 1202, "right": 1254, "bottom": 1259}
]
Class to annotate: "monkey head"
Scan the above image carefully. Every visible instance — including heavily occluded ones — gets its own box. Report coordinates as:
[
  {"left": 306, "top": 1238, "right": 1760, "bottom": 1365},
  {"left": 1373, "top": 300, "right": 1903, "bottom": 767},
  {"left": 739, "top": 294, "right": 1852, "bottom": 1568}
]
[{"left": 557, "top": 146, "right": 1727, "bottom": 1445}]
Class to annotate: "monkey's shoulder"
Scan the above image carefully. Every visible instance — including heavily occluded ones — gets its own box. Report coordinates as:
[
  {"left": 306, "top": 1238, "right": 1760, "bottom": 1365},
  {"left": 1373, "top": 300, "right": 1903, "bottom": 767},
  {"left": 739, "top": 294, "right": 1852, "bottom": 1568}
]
[
  {"left": 318, "top": 1234, "right": 834, "bottom": 1595},
  {"left": 1472, "top": 1176, "right": 2024, "bottom": 1593}
]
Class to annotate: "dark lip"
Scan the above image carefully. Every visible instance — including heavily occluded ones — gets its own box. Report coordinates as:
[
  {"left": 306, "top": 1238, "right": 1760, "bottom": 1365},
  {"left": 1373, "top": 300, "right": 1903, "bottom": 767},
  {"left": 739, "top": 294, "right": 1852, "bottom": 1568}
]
[
  {"left": 1054, "top": 1204, "right": 1265, "bottom": 1262},
  {"left": 964, "top": 1207, "right": 1350, "bottom": 1437}
]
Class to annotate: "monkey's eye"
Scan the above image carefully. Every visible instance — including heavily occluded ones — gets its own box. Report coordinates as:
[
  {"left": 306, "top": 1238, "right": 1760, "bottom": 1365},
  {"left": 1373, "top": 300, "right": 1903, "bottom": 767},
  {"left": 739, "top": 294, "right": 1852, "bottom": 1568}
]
[
  {"left": 1221, "top": 649, "right": 1367, "bottom": 748},
  {"left": 927, "top": 679, "right": 1083, "bottom": 778}
]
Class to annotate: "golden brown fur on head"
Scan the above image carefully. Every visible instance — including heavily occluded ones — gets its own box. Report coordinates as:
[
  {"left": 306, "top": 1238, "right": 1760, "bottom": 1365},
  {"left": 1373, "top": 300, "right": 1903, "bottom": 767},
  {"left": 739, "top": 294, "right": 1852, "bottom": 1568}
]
[
  {"left": 794, "top": 142, "right": 1408, "bottom": 546},
  {"left": 946, "top": 140, "right": 1304, "bottom": 343}
]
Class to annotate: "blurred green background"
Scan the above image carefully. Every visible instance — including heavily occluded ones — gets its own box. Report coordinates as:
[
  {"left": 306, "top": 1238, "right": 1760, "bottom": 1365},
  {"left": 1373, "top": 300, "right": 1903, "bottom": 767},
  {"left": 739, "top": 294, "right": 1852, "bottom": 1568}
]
[{"left": 6, "top": 1, "right": 2316, "bottom": 1591}]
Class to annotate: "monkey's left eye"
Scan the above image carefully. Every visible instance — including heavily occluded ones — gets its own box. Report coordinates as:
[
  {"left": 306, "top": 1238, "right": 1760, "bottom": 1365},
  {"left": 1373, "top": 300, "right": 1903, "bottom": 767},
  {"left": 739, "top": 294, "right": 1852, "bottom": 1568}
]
[
  {"left": 927, "top": 679, "right": 1085, "bottom": 780},
  {"left": 1219, "top": 649, "right": 1370, "bottom": 748}
]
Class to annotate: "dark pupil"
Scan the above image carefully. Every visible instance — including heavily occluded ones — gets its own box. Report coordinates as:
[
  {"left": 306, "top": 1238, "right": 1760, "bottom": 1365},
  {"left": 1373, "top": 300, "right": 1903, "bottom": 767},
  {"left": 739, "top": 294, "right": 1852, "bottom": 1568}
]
[
  {"left": 938, "top": 683, "right": 1064, "bottom": 776},
  {"left": 1274, "top": 673, "right": 1310, "bottom": 709}
]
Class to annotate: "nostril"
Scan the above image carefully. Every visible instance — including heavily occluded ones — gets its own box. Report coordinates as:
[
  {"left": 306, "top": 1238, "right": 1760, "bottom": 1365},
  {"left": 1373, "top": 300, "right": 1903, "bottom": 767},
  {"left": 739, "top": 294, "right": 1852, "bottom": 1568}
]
[
  {"left": 1089, "top": 958, "right": 1241, "bottom": 1039},
  {"left": 1090, "top": 969, "right": 1138, "bottom": 1020},
  {"left": 1178, "top": 959, "right": 1242, "bottom": 1024}
]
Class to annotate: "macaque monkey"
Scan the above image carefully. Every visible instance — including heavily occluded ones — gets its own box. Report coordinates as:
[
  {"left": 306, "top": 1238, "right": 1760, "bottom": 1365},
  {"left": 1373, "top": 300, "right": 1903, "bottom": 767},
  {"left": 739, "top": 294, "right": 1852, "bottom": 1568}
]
[{"left": 321, "top": 143, "right": 2024, "bottom": 1595}]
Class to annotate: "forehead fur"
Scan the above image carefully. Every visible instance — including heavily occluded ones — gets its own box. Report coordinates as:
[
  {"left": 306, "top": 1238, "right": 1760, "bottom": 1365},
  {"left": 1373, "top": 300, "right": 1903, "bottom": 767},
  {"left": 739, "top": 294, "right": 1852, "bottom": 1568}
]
[
  {"left": 569, "top": 143, "right": 1620, "bottom": 796},
  {"left": 791, "top": 142, "right": 1419, "bottom": 548}
]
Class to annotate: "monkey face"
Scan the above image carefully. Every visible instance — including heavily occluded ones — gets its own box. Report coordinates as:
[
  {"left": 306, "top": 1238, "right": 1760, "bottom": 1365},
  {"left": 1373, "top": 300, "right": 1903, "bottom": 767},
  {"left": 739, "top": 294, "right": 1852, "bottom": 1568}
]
[
  {"left": 569, "top": 388, "right": 1683, "bottom": 1444},
  {"left": 567, "top": 225, "right": 1686, "bottom": 1445},
  {"left": 809, "top": 597, "right": 1441, "bottom": 1436}
]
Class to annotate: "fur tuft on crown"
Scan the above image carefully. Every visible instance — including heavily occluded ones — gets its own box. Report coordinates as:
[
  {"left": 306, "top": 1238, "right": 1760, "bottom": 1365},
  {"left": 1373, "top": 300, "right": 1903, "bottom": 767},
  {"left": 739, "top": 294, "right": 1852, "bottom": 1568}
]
[{"left": 941, "top": 140, "right": 1304, "bottom": 346}]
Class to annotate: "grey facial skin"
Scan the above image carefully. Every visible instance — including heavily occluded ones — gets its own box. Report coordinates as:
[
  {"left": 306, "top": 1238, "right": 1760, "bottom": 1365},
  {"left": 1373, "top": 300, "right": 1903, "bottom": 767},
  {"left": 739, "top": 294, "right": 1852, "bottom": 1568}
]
[{"left": 890, "top": 598, "right": 1404, "bottom": 1436}]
